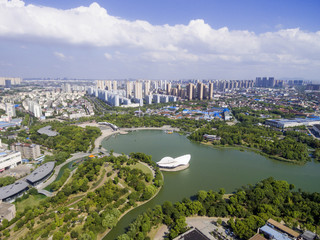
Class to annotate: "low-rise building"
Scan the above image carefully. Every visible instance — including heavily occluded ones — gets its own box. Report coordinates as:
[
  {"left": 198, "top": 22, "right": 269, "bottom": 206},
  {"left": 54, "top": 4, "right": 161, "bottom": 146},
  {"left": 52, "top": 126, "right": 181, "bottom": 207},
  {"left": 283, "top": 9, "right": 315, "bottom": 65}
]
[
  {"left": 265, "top": 118, "right": 320, "bottom": 128},
  {"left": 0, "top": 201, "right": 16, "bottom": 223},
  {"left": 0, "top": 150, "right": 22, "bottom": 172},
  {"left": 258, "top": 218, "right": 300, "bottom": 240},
  {"left": 0, "top": 181, "right": 29, "bottom": 202},
  {"left": 25, "top": 161, "right": 55, "bottom": 186},
  {"left": 11, "top": 143, "right": 41, "bottom": 160}
]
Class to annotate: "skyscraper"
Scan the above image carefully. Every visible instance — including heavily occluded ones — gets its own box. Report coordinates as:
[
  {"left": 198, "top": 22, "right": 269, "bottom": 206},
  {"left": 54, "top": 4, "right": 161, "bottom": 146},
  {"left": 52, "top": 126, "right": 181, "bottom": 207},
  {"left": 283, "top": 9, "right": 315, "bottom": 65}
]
[{"left": 197, "top": 82, "right": 204, "bottom": 100}]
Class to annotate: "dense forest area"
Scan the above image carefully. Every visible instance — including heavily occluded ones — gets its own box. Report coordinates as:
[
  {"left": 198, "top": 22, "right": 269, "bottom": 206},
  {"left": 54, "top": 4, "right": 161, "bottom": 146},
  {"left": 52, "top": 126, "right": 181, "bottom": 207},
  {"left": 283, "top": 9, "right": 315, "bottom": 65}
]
[
  {"left": 117, "top": 178, "right": 320, "bottom": 240},
  {"left": 189, "top": 121, "right": 320, "bottom": 162}
]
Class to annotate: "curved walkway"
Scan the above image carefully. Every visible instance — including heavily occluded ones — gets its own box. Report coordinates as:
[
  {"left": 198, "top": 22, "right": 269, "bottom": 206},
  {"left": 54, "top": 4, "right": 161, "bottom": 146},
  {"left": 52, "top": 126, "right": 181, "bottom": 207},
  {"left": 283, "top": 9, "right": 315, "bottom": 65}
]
[{"left": 36, "top": 152, "right": 90, "bottom": 191}]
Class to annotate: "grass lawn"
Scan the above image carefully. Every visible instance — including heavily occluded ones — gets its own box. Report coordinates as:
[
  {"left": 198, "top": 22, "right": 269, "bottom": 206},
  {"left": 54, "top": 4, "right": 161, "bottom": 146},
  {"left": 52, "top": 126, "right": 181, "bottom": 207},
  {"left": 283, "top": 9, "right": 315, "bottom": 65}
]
[
  {"left": 129, "top": 162, "right": 152, "bottom": 175},
  {"left": 15, "top": 194, "right": 47, "bottom": 212}
]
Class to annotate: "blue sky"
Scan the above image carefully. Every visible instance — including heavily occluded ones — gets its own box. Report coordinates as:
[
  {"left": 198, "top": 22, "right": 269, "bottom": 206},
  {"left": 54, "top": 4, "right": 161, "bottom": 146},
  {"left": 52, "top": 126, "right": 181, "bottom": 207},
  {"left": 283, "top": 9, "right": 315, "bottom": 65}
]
[{"left": 0, "top": 0, "right": 320, "bottom": 80}]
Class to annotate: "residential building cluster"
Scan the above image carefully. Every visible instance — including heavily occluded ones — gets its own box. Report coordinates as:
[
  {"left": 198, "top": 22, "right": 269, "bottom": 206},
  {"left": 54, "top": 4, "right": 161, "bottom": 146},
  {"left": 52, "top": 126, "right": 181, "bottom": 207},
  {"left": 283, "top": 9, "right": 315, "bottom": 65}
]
[{"left": 90, "top": 78, "right": 313, "bottom": 108}]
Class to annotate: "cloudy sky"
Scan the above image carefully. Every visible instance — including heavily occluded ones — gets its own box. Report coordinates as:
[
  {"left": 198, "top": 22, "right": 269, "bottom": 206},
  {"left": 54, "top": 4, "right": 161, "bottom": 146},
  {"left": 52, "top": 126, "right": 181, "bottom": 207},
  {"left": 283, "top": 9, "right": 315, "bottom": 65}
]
[{"left": 0, "top": 0, "right": 320, "bottom": 81}]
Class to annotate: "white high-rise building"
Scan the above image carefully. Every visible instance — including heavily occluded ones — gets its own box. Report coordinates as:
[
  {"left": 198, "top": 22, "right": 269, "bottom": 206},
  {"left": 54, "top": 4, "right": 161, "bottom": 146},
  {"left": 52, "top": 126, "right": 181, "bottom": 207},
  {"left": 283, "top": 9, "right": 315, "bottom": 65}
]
[
  {"left": 5, "top": 103, "right": 16, "bottom": 118},
  {"left": 134, "top": 81, "right": 143, "bottom": 99},
  {"left": 27, "top": 101, "right": 42, "bottom": 118}
]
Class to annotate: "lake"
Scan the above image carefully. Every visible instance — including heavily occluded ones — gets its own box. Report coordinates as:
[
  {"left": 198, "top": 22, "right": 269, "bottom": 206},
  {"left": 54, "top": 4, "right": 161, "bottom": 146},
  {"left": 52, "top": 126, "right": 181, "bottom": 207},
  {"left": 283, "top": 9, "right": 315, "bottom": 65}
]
[{"left": 102, "top": 130, "right": 320, "bottom": 239}]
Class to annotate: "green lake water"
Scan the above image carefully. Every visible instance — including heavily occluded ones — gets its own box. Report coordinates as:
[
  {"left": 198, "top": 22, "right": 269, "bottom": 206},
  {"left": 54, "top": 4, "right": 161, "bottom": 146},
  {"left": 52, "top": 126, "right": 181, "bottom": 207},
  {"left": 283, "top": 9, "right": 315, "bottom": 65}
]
[{"left": 102, "top": 130, "right": 320, "bottom": 239}]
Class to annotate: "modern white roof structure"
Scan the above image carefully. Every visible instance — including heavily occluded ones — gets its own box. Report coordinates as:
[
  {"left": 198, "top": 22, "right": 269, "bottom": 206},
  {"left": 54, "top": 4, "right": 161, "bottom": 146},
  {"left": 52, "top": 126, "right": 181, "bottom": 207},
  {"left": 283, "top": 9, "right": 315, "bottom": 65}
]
[{"left": 157, "top": 154, "right": 191, "bottom": 168}]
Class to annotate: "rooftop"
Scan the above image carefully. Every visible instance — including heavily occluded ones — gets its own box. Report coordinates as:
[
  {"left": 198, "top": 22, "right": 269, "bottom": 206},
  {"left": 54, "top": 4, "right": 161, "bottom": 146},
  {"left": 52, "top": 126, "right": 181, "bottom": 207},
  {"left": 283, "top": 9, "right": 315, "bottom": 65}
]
[
  {"left": 267, "top": 218, "right": 300, "bottom": 238},
  {"left": 0, "top": 181, "right": 29, "bottom": 201},
  {"left": 26, "top": 161, "right": 55, "bottom": 184},
  {"left": 249, "top": 233, "right": 267, "bottom": 240},
  {"left": 37, "top": 126, "right": 59, "bottom": 137},
  {"left": 176, "top": 228, "right": 210, "bottom": 240}
]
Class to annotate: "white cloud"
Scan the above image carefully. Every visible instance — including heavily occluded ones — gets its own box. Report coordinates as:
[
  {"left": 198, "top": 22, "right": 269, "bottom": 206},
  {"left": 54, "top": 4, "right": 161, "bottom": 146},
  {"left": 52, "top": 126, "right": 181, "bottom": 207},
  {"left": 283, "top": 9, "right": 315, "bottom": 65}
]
[
  {"left": 54, "top": 52, "right": 66, "bottom": 60},
  {"left": 104, "top": 53, "right": 112, "bottom": 60},
  {"left": 0, "top": 0, "right": 319, "bottom": 78}
]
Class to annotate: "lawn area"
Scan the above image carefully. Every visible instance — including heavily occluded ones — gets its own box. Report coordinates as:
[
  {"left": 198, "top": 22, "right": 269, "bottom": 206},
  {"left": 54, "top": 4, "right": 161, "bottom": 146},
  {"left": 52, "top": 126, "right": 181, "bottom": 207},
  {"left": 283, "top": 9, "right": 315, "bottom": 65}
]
[
  {"left": 129, "top": 162, "right": 152, "bottom": 175},
  {"left": 15, "top": 194, "right": 47, "bottom": 212}
]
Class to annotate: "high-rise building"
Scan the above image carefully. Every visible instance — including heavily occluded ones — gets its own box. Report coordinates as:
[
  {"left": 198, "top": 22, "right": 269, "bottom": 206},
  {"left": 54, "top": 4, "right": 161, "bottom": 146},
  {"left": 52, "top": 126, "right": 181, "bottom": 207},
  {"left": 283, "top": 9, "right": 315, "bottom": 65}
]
[
  {"left": 134, "top": 81, "right": 143, "bottom": 99},
  {"left": 5, "top": 80, "right": 11, "bottom": 88},
  {"left": 126, "top": 81, "right": 132, "bottom": 98},
  {"left": 197, "top": 82, "right": 204, "bottom": 100},
  {"left": 97, "top": 80, "right": 105, "bottom": 89},
  {"left": 5, "top": 103, "right": 16, "bottom": 118},
  {"left": 144, "top": 80, "right": 151, "bottom": 97},
  {"left": 105, "top": 80, "right": 112, "bottom": 90},
  {"left": 186, "top": 83, "right": 194, "bottom": 100},
  {"left": 112, "top": 80, "right": 117, "bottom": 91},
  {"left": 0, "top": 77, "right": 21, "bottom": 86},
  {"left": 166, "top": 83, "right": 172, "bottom": 95},
  {"left": 208, "top": 82, "right": 214, "bottom": 100}
]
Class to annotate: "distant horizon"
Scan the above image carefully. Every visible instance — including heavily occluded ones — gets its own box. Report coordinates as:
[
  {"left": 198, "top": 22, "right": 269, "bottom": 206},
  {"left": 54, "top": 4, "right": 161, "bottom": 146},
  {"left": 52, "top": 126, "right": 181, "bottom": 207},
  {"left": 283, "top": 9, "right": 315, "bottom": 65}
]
[{"left": 20, "top": 77, "right": 320, "bottom": 83}]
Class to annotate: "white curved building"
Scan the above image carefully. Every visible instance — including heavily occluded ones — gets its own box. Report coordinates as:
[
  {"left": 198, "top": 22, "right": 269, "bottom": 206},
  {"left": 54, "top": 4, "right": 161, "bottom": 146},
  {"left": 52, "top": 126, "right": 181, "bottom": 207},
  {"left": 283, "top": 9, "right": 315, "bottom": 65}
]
[{"left": 157, "top": 154, "right": 191, "bottom": 168}]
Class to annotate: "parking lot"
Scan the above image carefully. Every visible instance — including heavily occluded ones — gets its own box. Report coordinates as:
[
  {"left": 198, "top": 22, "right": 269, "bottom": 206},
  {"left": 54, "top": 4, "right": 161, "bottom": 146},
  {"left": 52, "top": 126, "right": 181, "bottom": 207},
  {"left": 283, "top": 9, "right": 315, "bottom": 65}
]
[{"left": 0, "top": 164, "right": 32, "bottom": 179}]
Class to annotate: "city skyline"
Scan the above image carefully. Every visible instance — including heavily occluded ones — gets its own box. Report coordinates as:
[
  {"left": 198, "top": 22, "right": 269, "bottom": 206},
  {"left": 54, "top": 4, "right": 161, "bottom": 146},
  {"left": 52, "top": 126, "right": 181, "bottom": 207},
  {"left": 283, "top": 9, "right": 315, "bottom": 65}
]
[{"left": 0, "top": 0, "right": 320, "bottom": 81}]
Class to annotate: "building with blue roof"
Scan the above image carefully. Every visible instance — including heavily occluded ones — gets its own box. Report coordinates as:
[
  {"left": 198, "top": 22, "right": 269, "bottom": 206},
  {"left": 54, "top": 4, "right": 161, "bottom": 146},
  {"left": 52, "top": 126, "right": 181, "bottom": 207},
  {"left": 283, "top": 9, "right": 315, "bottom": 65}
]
[{"left": 259, "top": 225, "right": 294, "bottom": 240}]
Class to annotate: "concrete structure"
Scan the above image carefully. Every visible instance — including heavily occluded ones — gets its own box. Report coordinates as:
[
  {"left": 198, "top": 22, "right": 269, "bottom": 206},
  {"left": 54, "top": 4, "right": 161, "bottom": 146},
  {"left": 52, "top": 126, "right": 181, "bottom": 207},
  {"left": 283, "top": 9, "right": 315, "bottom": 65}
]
[
  {"left": 0, "top": 181, "right": 29, "bottom": 202},
  {"left": 0, "top": 150, "right": 22, "bottom": 172},
  {"left": 26, "top": 161, "right": 55, "bottom": 186},
  {"left": 11, "top": 143, "right": 41, "bottom": 160},
  {"left": 0, "top": 202, "right": 16, "bottom": 223}
]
